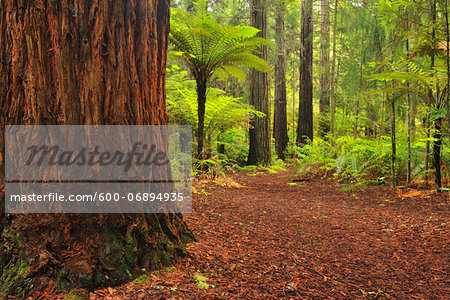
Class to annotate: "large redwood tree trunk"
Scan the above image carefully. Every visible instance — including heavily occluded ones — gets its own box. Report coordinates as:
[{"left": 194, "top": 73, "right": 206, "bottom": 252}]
[
  {"left": 319, "top": 0, "right": 330, "bottom": 137},
  {"left": 248, "top": 0, "right": 271, "bottom": 165},
  {"left": 0, "top": 0, "right": 194, "bottom": 297},
  {"left": 273, "top": 2, "right": 288, "bottom": 160},
  {"left": 297, "top": 0, "right": 314, "bottom": 145}
]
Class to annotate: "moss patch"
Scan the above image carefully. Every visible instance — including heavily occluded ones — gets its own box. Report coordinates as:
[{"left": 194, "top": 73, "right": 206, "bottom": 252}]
[
  {"left": 0, "top": 230, "right": 31, "bottom": 299},
  {"left": 132, "top": 274, "right": 149, "bottom": 285},
  {"left": 62, "top": 289, "right": 88, "bottom": 300}
]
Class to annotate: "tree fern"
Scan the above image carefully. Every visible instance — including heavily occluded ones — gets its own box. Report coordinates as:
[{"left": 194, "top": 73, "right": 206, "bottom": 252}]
[
  {"left": 166, "top": 66, "right": 264, "bottom": 159},
  {"left": 169, "top": 0, "right": 271, "bottom": 158}
]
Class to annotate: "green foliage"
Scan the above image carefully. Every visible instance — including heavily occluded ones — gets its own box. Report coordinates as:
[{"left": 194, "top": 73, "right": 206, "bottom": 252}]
[
  {"left": 166, "top": 0, "right": 450, "bottom": 188},
  {"left": 367, "top": 69, "right": 447, "bottom": 109},
  {"left": 289, "top": 132, "right": 426, "bottom": 184},
  {"left": 62, "top": 289, "right": 88, "bottom": 300},
  {"left": 169, "top": 0, "right": 272, "bottom": 83},
  {"left": 166, "top": 66, "right": 263, "bottom": 162},
  {"left": 133, "top": 274, "right": 149, "bottom": 285},
  {"left": 193, "top": 272, "right": 210, "bottom": 289}
]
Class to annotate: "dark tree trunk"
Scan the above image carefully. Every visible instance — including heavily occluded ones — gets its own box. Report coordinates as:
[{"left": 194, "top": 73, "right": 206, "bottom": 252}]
[
  {"left": 391, "top": 94, "right": 397, "bottom": 187},
  {"left": 445, "top": 0, "right": 450, "bottom": 143},
  {"left": 218, "top": 143, "right": 225, "bottom": 154},
  {"left": 425, "top": 112, "right": 431, "bottom": 182},
  {"left": 196, "top": 79, "right": 207, "bottom": 159},
  {"left": 319, "top": 0, "right": 330, "bottom": 137},
  {"left": 248, "top": 0, "right": 271, "bottom": 165},
  {"left": 291, "top": 68, "right": 297, "bottom": 143},
  {"left": 406, "top": 29, "right": 411, "bottom": 185},
  {"left": 430, "top": 0, "right": 442, "bottom": 191},
  {"left": 433, "top": 118, "right": 442, "bottom": 191},
  {"left": 330, "top": 0, "right": 338, "bottom": 138},
  {"left": 0, "top": 0, "right": 194, "bottom": 297},
  {"left": 273, "top": 3, "right": 288, "bottom": 160},
  {"left": 297, "top": 0, "right": 314, "bottom": 146}
]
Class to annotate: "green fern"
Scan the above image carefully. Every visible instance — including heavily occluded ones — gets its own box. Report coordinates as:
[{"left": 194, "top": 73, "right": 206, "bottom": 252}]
[
  {"left": 169, "top": 0, "right": 272, "bottom": 157},
  {"left": 166, "top": 66, "right": 263, "bottom": 163}
]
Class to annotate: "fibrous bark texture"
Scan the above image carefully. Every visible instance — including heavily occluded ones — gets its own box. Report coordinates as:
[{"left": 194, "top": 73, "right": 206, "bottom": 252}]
[
  {"left": 0, "top": 0, "right": 194, "bottom": 297},
  {"left": 319, "top": 0, "right": 330, "bottom": 137},
  {"left": 248, "top": 0, "right": 271, "bottom": 165},
  {"left": 297, "top": 0, "right": 314, "bottom": 146},
  {"left": 273, "top": 4, "right": 288, "bottom": 160}
]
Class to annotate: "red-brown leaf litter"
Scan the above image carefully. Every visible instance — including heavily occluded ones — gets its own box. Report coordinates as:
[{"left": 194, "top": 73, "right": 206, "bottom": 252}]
[{"left": 64, "top": 170, "right": 448, "bottom": 299}]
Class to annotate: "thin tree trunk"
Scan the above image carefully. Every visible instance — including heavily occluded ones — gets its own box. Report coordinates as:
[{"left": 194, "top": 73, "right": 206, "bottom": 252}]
[
  {"left": 292, "top": 69, "right": 297, "bottom": 143},
  {"left": 425, "top": 1, "right": 436, "bottom": 184},
  {"left": 381, "top": 92, "right": 385, "bottom": 139},
  {"left": 445, "top": 0, "right": 450, "bottom": 144},
  {"left": 391, "top": 94, "right": 397, "bottom": 187},
  {"left": 425, "top": 111, "right": 431, "bottom": 182},
  {"left": 434, "top": 118, "right": 443, "bottom": 190},
  {"left": 355, "top": 98, "right": 360, "bottom": 137},
  {"left": 355, "top": 60, "right": 363, "bottom": 137},
  {"left": 248, "top": 0, "right": 271, "bottom": 165},
  {"left": 0, "top": 0, "right": 194, "bottom": 297},
  {"left": 297, "top": 0, "right": 314, "bottom": 146},
  {"left": 319, "top": 0, "right": 331, "bottom": 137},
  {"left": 430, "top": 0, "right": 442, "bottom": 191},
  {"left": 273, "top": 2, "right": 288, "bottom": 160},
  {"left": 196, "top": 80, "right": 207, "bottom": 159},
  {"left": 406, "top": 36, "right": 412, "bottom": 185},
  {"left": 330, "top": 0, "right": 338, "bottom": 138},
  {"left": 411, "top": 93, "right": 417, "bottom": 137}
]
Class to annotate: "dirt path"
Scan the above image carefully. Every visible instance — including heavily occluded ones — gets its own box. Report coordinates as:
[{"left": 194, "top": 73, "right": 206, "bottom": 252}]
[{"left": 94, "top": 170, "right": 449, "bottom": 299}]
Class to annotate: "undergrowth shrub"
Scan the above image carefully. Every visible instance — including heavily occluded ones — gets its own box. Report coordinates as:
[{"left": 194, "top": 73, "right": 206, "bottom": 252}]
[{"left": 287, "top": 133, "right": 427, "bottom": 185}]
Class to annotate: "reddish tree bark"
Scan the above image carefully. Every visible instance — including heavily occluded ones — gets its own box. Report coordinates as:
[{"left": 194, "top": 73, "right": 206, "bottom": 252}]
[
  {"left": 273, "top": 3, "right": 288, "bottom": 160},
  {"left": 297, "top": 0, "right": 314, "bottom": 146},
  {"left": 319, "top": 0, "right": 330, "bottom": 137},
  {"left": 0, "top": 0, "right": 194, "bottom": 297},
  {"left": 248, "top": 0, "right": 271, "bottom": 165}
]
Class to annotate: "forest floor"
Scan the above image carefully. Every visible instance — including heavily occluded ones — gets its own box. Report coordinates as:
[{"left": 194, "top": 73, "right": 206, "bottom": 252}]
[{"left": 84, "top": 170, "right": 447, "bottom": 299}]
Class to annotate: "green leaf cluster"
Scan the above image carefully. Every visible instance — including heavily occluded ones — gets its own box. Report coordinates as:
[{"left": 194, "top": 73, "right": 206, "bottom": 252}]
[
  {"left": 166, "top": 66, "right": 263, "bottom": 160},
  {"left": 169, "top": 0, "right": 272, "bottom": 83}
]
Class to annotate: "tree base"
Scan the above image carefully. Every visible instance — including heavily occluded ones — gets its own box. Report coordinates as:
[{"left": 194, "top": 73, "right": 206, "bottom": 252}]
[{"left": 0, "top": 213, "right": 195, "bottom": 299}]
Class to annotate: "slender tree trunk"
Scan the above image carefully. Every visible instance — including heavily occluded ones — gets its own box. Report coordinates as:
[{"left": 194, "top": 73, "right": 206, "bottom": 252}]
[
  {"left": 434, "top": 118, "right": 443, "bottom": 190},
  {"left": 292, "top": 69, "right": 297, "bottom": 144},
  {"left": 273, "top": 3, "right": 288, "bottom": 160},
  {"left": 268, "top": 77, "right": 272, "bottom": 133},
  {"left": 430, "top": 0, "right": 442, "bottom": 191},
  {"left": 0, "top": 0, "right": 194, "bottom": 297},
  {"left": 445, "top": 0, "right": 450, "bottom": 143},
  {"left": 424, "top": 0, "right": 436, "bottom": 185},
  {"left": 330, "top": 0, "right": 338, "bottom": 138},
  {"left": 218, "top": 142, "right": 226, "bottom": 154},
  {"left": 354, "top": 97, "right": 360, "bottom": 137},
  {"left": 319, "top": 0, "right": 331, "bottom": 137},
  {"left": 381, "top": 92, "right": 385, "bottom": 138},
  {"left": 406, "top": 37, "right": 412, "bottom": 185},
  {"left": 196, "top": 80, "right": 207, "bottom": 159},
  {"left": 248, "top": 0, "right": 271, "bottom": 165},
  {"left": 354, "top": 60, "right": 363, "bottom": 137},
  {"left": 297, "top": 0, "right": 314, "bottom": 146},
  {"left": 425, "top": 111, "right": 431, "bottom": 182},
  {"left": 387, "top": 29, "right": 397, "bottom": 187},
  {"left": 390, "top": 94, "right": 397, "bottom": 187},
  {"left": 411, "top": 94, "right": 417, "bottom": 137}
]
